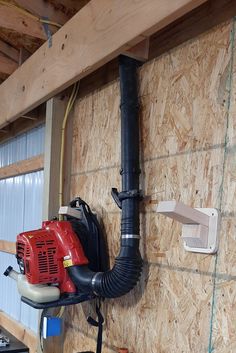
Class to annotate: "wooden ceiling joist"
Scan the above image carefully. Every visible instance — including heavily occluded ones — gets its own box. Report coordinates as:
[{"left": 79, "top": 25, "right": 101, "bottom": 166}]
[
  {"left": 0, "top": 2, "right": 48, "bottom": 40},
  {"left": 52, "top": 0, "right": 90, "bottom": 14},
  {"left": 0, "top": 52, "right": 18, "bottom": 75},
  {"left": 18, "top": 47, "right": 30, "bottom": 65},
  {"left": 0, "top": 0, "right": 207, "bottom": 128},
  {"left": 0, "top": 39, "right": 19, "bottom": 62},
  {"left": 14, "top": 0, "right": 68, "bottom": 26}
]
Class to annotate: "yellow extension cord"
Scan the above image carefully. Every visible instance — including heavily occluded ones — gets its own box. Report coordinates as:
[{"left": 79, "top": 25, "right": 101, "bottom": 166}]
[
  {"left": 39, "top": 84, "right": 80, "bottom": 352},
  {"left": 59, "top": 82, "right": 80, "bottom": 219}
]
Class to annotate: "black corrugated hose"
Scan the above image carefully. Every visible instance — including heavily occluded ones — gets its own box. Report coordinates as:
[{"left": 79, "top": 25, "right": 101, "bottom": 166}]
[{"left": 67, "top": 55, "right": 143, "bottom": 298}]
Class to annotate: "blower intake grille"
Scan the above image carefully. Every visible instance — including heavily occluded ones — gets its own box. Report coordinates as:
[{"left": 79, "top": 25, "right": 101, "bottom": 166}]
[{"left": 16, "top": 230, "right": 61, "bottom": 284}]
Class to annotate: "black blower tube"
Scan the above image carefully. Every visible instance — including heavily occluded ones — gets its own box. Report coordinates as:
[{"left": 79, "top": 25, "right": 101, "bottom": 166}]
[{"left": 68, "top": 55, "right": 143, "bottom": 298}]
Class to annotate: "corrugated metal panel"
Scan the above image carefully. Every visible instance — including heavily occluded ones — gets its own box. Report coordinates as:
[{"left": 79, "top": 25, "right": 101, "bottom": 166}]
[
  {"left": 0, "top": 126, "right": 45, "bottom": 333},
  {"left": 0, "top": 253, "right": 21, "bottom": 321},
  {"left": 0, "top": 125, "right": 45, "bottom": 167},
  {"left": 26, "top": 125, "right": 45, "bottom": 159},
  {"left": 21, "top": 171, "right": 44, "bottom": 331},
  {"left": 0, "top": 177, "right": 24, "bottom": 242},
  {"left": 23, "top": 172, "right": 44, "bottom": 231},
  {"left": 0, "top": 134, "right": 26, "bottom": 168}
]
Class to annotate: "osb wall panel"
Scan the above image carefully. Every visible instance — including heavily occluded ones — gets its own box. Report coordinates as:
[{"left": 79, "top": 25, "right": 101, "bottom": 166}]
[{"left": 64, "top": 19, "right": 236, "bottom": 353}]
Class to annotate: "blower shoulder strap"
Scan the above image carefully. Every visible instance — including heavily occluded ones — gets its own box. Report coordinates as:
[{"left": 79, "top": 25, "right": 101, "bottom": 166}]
[
  {"left": 87, "top": 301, "right": 104, "bottom": 353},
  {"left": 69, "top": 197, "right": 109, "bottom": 273},
  {"left": 69, "top": 197, "right": 106, "bottom": 353}
]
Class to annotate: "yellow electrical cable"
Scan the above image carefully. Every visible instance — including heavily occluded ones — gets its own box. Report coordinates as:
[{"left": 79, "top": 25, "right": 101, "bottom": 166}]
[
  {"left": 59, "top": 82, "right": 80, "bottom": 219},
  {"left": 68, "top": 83, "right": 80, "bottom": 112},
  {"left": 54, "top": 84, "right": 79, "bottom": 347},
  {"left": 58, "top": 84, "right": 77, "bottom": 209},
  {"left": 0, "top": 0, "right": 62, "bottom": 28},
  {"left": 39, "top": 19, "right": 62, "bottom": 29},
  {"left": 38, "top": 84, "right": 79, "bottom": 351},
  {"left": 57, "top": 306, "right": 65, "bottom": 318}
]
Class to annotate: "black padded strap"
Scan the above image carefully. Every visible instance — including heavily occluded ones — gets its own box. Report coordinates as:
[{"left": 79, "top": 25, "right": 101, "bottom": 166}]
[{"left": 87, "top": 302, "right": 104, "bottom": 353}]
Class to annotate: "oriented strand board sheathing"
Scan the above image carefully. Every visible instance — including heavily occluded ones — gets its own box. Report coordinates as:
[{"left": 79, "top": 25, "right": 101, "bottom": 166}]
[
  {"left": 212, "top": 279, "right": 236, "bottom": 352},
  {"left": 221, "top": 151, "right": 236, "bottom": 214},
  {"left": 143, "top": 150, "right": 224, "bottom": 208},
  {"left": 70, "top": 168, "right": 121, "bottom": 214},
  {"left": 64, "top": 20, "right": 236, "bottom": 353},
  {"left": 139, "top": 22, "right": 231, "bottom": 160},
  {"left": 71, "top": 82, "right": 121, "bottom": 175},
  {"left": 210, "top": 20, "right": 236, "bottom": 352},
  {"left": 217, "top": 218, "right": 236, "bottom": 279},
  {"left": 64, "top": 265, "right": 213, "bottom": 353},
  {"left": 219, "top": 31, "right": 236, "bottom": 215}
]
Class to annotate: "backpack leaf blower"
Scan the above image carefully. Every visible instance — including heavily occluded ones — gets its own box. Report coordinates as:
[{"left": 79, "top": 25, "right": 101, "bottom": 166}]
[
  {"left": 4, "top": 197, "right": 109, "bottom": 309},
  {"left": 3, "top": 55, "right": 143, "bottom": 310}
]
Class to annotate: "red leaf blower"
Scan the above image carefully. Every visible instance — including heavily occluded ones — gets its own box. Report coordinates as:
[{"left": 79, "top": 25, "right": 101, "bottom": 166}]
[{"left": 4, "top": 198, "right": 109, "bottom": 309}]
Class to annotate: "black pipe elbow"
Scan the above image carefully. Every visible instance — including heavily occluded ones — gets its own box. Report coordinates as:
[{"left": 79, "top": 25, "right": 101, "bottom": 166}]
[
  {"left": 67, "top": 265, "right": 95, "bottom": 294},
  {"left": 93, "top": 250, "right": 143, "bottom": 298},
  {"left": 68, "top": 245, "right": 143, "bottom": 299}
]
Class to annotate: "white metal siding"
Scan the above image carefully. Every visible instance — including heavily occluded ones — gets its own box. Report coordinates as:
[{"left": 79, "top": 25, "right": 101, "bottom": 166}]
[
  {"left": 0, "top": 125, "right": 45, "bottom": 332},
  {"left": 0, "top": 125, "right": 45, "bottom": 167}
]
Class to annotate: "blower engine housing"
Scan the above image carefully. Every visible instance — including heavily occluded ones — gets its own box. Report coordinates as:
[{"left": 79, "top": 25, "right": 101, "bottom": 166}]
[{"left": 16, "top": 220, "right": 89, "bottom": 294}]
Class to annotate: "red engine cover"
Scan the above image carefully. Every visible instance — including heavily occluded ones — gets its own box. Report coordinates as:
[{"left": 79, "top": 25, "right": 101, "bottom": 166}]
[{"left": 16, "top": 221, "right": 88, "bottom": 294}]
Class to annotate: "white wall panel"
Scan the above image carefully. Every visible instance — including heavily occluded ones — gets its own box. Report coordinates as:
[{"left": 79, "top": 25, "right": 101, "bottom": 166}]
[
  {"left": 23, "top": 172, "right": 44, "bottom": 231},
  {"left": 0, "top": 177, "right": 24, "bottom": 242},
  {"left": 0, "top": 253, "right": 21, "bottom": 321},
  {"left": 0, "top": 126, "right": 45, "bottom": 333},
  {"left": 0, "top": 125, "right": 45, "bottom": 167},
  {"left": 26, "top": 125, "right": 45, "bottom": 159}
]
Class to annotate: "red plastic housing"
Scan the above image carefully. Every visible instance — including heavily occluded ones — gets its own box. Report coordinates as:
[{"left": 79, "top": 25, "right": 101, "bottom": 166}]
[{"left": 16, "top": 221, "right": 88, "bottom": 294}]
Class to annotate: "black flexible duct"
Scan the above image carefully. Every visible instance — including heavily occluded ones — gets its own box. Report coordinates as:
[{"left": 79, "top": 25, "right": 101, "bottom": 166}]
[{"left": 67, "top": 55, "right": 143, "bottom": 298}]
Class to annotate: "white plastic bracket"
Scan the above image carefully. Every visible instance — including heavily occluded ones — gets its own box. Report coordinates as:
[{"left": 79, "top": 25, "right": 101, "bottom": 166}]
[{"left": 156, "top": 200, "right": 220, "bottom": 254}]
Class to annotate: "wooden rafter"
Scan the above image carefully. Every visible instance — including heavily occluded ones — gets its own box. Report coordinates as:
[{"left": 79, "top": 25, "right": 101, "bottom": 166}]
[
  {"left": 0, "top": 0, "right": 85, "bottom": 59},
  {"left": 0, "top": 0, "right": 207, "bottom": 128},
  {"left": 0, "top": 0, "right": 88, "bottom": 42},
  {"left": 52, "top": 0, "right": 90, "bottom": 14},
  {"left": 0, "top": 39, "right": 19, "bottom": 62},
  {"left": 0, "top": 2, "right": 48, "bottom": 40},
  {"left": 18, "top": 47, "right": 30, "bottom": 65},
  {"left": 14, "top": 0, "right": 68, "bottom": 25},
  {"left": 0, "top": 52, "right": 18, "bottom": 75}
]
